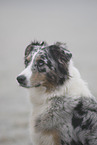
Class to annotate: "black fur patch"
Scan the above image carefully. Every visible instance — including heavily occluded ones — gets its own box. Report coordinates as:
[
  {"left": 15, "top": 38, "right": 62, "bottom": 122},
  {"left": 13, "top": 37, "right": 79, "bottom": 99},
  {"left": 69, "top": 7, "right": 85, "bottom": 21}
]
[
  {"left": 72, "top": 101, "right": 86, "bottom": 129},
  {"left": 74, "top": 101, "right": 86, "bottom": 115},
  {"left": 58, "top": 77, "right": 65, "bottom": 85},
  {"left": 61, "top": 140, "right": 65, "bottom": 145},
  {"left": 70, "top": 140, "right": 83, "bottom": 145}
]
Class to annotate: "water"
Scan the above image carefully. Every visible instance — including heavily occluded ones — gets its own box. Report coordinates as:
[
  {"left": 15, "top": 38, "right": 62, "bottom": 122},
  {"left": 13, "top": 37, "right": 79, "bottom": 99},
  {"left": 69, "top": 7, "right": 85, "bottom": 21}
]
[{"left": 0, "top": 1, "right": 97, "bottom": 145}]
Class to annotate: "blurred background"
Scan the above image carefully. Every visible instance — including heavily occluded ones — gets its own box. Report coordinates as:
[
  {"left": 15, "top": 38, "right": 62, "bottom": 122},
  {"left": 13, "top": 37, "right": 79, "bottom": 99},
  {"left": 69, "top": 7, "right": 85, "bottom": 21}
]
[{"left": 0, "top": 0, "right": 97, "bottom": 145}]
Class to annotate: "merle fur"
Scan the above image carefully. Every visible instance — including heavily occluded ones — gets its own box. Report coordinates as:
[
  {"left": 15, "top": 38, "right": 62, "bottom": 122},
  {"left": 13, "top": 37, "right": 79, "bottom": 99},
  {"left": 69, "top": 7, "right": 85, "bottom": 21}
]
[{"left": 35, "top": 96, "right": 97, "bottom": 145}]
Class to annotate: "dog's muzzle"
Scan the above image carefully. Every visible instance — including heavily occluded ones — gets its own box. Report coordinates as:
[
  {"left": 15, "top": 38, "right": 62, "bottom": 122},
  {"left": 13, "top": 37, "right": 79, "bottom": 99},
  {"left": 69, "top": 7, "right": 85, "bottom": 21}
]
[{"left": 17, "top": 75, "right": 41, "bottom": 88}]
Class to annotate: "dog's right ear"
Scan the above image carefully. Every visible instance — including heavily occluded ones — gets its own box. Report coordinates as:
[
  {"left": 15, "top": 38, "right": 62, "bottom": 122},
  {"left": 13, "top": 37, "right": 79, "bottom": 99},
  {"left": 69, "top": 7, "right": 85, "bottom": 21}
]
[
  {"left": 25, "top": 41, "right": 47, "bottom": 57},
  {"left": 25, "top": 44, "right": 33, "bottom": 57},
  {"left": 24, "top": 44, "right": 34, "bottom": 67}
]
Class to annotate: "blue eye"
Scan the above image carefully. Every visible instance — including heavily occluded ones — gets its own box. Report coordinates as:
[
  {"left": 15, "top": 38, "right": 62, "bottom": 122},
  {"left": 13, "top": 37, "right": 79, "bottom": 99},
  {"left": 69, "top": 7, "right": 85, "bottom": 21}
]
[{"left": 38, "top": 60, "right": 45, "bottom": 67}]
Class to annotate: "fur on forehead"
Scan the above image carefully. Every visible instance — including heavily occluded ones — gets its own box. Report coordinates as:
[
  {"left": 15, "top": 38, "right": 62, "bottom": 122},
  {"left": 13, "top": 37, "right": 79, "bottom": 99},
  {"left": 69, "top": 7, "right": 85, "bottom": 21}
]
[
  {"left": 25, "top": 41, "right": 47, "bottom": 56},
  {"left": 31, "top": 41, "right": 47, "bottom": 46},
  {"left": 24, "top": 41, "right": 72, "bottom": 64}
]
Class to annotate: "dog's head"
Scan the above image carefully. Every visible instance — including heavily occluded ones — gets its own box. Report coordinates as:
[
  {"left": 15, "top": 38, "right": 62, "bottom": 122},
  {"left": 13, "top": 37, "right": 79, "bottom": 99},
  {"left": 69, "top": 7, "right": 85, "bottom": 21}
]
[{"left": 17, "top": 41, "right": 72, "bottom": 91}]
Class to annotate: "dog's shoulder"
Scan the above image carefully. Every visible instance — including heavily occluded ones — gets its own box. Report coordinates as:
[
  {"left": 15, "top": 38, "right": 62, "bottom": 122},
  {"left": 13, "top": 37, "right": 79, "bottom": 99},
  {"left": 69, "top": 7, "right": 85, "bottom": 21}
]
[
  {"left": 72, "top": 96, "right": 97, "bottom": 128},
  {"left": 71, "top": 96, "right": 97, "bottom": 144},
  {"left": 50, "top": 95, "right": 97, "bottom": 144}
]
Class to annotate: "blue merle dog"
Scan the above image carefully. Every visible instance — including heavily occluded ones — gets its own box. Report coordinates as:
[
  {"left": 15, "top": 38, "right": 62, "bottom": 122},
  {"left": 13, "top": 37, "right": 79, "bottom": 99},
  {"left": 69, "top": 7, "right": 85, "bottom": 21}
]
[{"left": 17, "top": 41, "right": 97, "bottom": 145}]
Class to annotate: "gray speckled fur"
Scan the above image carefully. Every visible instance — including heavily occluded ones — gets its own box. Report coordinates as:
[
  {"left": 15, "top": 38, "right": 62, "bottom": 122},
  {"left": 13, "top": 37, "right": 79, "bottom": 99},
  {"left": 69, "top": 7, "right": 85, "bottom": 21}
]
[{"left": 35, "top": 96, "right": 97, "bottom": 145}]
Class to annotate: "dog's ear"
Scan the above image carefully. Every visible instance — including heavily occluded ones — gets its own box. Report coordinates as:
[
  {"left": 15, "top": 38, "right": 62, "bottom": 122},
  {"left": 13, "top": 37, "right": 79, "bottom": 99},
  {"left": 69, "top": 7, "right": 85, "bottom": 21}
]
[
  {"left": 55, "top": 42, "right": 72, "bottom": 61},
  {"left": 25, "top": 44, "right": 33, "bottom": 57},
  {"left": 24, "top": 44, "right": 33, "bottom": 67},
  {"left": 49, "top": 43, "right": 72, "bottom": 82},
  {"left": 49, "top": 43, "right": 72, "bottom": 63}
]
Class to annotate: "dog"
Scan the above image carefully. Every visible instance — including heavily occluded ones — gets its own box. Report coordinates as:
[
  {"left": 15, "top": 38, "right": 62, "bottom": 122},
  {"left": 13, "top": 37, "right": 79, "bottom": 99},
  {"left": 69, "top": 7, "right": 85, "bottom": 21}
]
[{"left": 17, "top": 41, "right": 97, "bottom": 145}]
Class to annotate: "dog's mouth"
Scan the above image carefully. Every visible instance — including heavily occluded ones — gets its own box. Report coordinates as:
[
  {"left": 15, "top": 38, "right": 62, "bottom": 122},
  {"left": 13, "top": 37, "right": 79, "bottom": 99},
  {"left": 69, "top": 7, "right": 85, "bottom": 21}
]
[{"left": 19, "top": 83, "right": 41, "bottom": 88}]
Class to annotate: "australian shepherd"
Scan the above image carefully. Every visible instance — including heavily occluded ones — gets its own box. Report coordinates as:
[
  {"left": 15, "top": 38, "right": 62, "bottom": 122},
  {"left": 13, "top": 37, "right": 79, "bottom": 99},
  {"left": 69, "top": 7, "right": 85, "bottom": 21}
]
[{"left": 17, "top": 41, "right": 97, "bottom": 145}]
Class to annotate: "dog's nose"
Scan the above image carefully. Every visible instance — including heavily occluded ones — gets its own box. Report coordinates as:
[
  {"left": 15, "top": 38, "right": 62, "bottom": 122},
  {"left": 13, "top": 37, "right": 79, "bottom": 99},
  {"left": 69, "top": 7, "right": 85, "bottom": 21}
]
[{"left": 17, "top": 75, "right": 26, "bottom": 84}]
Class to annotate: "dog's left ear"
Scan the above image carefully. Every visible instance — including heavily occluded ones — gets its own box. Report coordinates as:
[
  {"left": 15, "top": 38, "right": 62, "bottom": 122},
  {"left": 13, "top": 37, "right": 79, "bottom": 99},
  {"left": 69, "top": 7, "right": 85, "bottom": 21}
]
[
  {"left": 55, "top": 42, "right": 72, "bottom": 62},
  {"left": 49, "top": 43, "right": 72, "bottom": 63},
  {"left": 49, "top": 43, "right": 72, "bottom": 84}
]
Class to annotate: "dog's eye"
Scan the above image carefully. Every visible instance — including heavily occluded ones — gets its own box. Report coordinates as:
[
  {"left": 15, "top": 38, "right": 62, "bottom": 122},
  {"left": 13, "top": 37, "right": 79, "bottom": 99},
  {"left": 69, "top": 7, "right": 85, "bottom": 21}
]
[{"left": 37, "top": 60, "right": 45, "bottom": 67}]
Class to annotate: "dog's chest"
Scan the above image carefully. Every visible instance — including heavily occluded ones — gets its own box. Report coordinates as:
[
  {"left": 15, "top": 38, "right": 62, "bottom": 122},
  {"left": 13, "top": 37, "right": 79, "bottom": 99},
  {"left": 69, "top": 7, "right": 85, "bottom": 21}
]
[
  {"left": 30, "top": 106, "right": 59, "bottom": 145},
  {"left": 31, "top": 115, "right": 55, "bottom": 145},
  {"left": 31, "top": 128, "right": 54, "bottom": 145}
]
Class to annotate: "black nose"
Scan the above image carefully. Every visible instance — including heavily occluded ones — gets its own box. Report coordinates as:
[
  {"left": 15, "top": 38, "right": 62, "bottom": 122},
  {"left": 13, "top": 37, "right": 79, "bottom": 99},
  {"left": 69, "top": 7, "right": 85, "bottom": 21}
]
[{"left": 17, "top": 75, "right": 26, "bottom": 85}]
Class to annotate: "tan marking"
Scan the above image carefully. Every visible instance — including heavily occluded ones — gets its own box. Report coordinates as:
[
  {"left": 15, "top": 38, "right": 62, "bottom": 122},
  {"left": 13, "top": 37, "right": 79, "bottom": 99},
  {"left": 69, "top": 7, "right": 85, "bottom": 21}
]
[
  {"left": 30, "top": 71, "right": 57, "bottom": 92},
  {"left": 30, "top": 72, "right": 46, "bottom": 87},
  {"left": 42, "top": 80, "right": 56, "bottom": 92},
  {"left": 43, "top": 130, "right": 60, "bottom": 145},
  {"left": 42, "top": 71, "right": 58, "bottom": 92}
]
